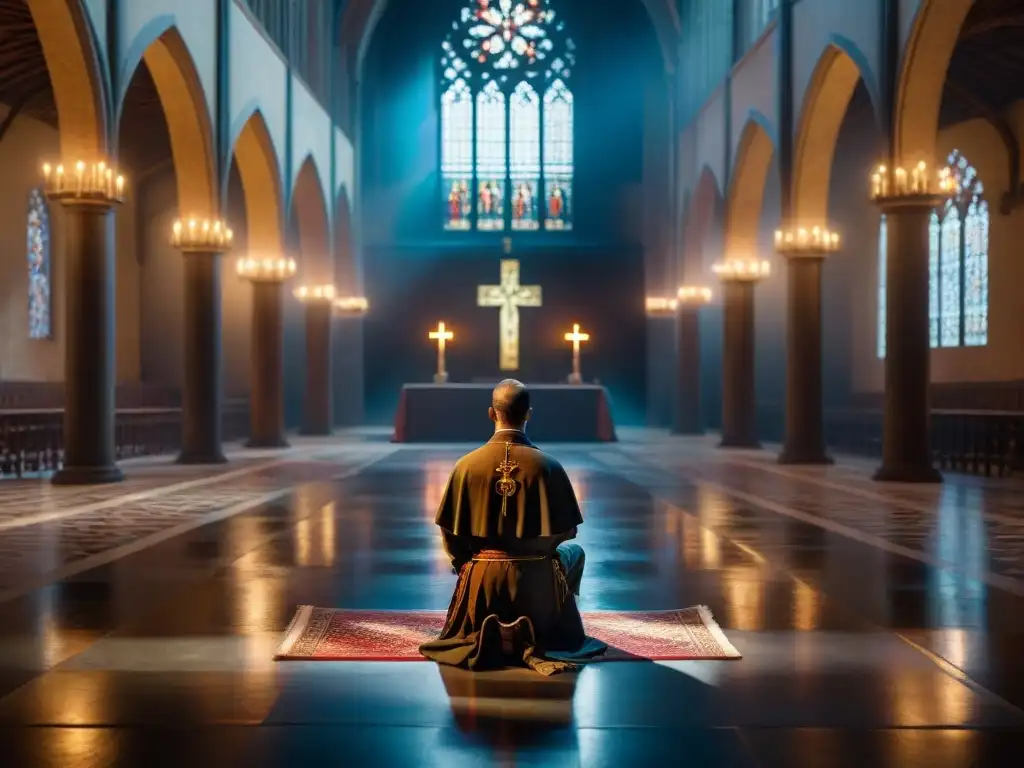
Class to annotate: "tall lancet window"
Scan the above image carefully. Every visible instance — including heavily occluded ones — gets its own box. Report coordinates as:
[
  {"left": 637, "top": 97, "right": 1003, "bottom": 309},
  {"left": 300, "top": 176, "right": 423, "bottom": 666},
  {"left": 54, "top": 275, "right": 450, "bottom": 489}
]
[
  {"left": 934, "top": 150, "right": 988, "bottom": 347},
  {"left": 27, "top": 187, "right": 52, "bottom": 339},
  {"left": 876, "top": 150, "right": 989, "bottom": 356},
  {"left": 439, "top": 0, "right": 576, "bottom": 232}
]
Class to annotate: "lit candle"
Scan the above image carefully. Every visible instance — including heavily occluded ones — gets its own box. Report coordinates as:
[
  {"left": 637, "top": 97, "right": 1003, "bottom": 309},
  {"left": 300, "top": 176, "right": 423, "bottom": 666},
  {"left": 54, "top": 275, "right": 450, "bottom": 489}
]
[
  {"left": 871, "top": 172, "right": 881, "bottom": 198},
  {"left": 106, "top": 168, "right": 113, "bottom": 198},
  {"left": 172, "top": 220, "right": 182, "bottom": 247},
  {"left": 774, "top": 230, "right": 783, "bottom": 248},
  {"left": 75, "top": 161, "right": 85, "bottom": 195},
  {"left": 895, "top": 167, "right": 907, "bottom": 195},
  {"left": 115, "top": 175, "right": 124, "bottom": 198},
  {"left": 42, "top": 163, "right": 51, "bottom": 186}
]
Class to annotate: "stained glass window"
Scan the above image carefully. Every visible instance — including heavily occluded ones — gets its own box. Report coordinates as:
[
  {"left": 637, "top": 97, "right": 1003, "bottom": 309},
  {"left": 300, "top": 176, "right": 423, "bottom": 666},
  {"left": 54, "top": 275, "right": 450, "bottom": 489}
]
[
  {"left": 543, "top": 79, "right": 573, "bottom": 231},
  {"left": 439, "top": 0, "right": 575, "bottom": 232},
  {"left": 963, "top": 199, "right": 989, "bottom": 346},
  {"left": 27, "top": 187, "right": 52, "bottom": 339},
  {"left": 510, "top": 82, "right": 540, "bottom": 230},
  {"left": 877, "top": 215, "right": 887, "bottom": 359},
  {"left": 441, "top": 78, "right": 473, "bottom": 230},
  {"left": 879, "top": 150, "right": 988, "bottom": 353},
  {"left": 476, "top": 81, "right": 507, "bottom": 231},
  {"left": 929, "top": 211, "right": 940, "bottom": 348},
  {"left": 934, "top": 150, "right": 987, "bottom": 348},
  {"left": 939, "top": 204, "right": 961, "bottom": 347}
]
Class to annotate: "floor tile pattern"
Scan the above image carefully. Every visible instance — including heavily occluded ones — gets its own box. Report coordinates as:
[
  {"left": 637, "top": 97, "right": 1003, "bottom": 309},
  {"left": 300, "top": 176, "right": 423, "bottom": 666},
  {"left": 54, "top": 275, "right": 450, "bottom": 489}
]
[{"left": 0, "top": 431, "right": 1020, "bottom": 766}]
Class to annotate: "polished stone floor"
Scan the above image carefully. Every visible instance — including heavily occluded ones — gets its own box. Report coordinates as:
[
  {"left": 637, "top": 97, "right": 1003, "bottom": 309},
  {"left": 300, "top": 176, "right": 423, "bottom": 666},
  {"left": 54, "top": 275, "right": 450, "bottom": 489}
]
[{"left": 0, "top": 429, "right": 1022, "bottom": 766}]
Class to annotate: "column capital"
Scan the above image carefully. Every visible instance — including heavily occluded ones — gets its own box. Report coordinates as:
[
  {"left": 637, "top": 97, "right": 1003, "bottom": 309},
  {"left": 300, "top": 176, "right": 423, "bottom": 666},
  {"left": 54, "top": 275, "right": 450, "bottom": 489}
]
[
  {"left": 713, "top": 258, "right": 771, "bottom": 284},
  {"left": 872, "top": 194, "right": 946, "bottom": 215},
  {"left": 172, "top": 217, "right": 234, "bottom": 254},
  {"left": 236, "top": 256, "right": 297, "bottom": 283},
  {"left": 42, "top": 160, "right": 126, "bottom": 208}
]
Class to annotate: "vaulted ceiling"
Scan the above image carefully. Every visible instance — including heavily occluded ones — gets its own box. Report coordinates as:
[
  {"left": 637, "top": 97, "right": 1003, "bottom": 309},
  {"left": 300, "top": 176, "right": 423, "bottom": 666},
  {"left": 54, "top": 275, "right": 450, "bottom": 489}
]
[
  {"left": 941, "top": 0, "right": 1024, "bottom": 128},
  {"left": 0, "top": 0, "right": 168, "bottom": 173}
]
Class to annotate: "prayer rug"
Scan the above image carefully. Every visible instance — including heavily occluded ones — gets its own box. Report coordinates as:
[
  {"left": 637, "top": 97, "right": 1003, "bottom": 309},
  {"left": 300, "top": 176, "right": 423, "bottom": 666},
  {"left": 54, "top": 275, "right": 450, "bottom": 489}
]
[{"left": 275, "top": 606, "right": 741, "bottom": 661}]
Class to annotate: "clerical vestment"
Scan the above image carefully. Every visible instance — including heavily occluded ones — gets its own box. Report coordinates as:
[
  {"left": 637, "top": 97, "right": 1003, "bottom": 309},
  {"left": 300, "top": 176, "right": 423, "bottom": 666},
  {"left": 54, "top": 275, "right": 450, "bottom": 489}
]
[{"left": 419, "top": 432, "right": 607, "bottom": 674}]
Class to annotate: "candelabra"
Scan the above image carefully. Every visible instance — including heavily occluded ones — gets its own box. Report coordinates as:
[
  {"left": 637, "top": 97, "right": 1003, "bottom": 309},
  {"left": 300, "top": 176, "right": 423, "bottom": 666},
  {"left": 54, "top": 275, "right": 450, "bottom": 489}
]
[
  {"left": 172, "top": 218, "right": 234, "bottom": 251},
  {"left": 870, "top": 161, "right": 954, "bottom": 202},
  {"left": 294, "top": 284, "right": 336, "bottom": 302},
  {"left": 677, "top": 285, "right": 713, "bottom": 304},
  {"left": 773, "top": 226, "right": 841, "bottom": 255},
  {"left": 334, "top": 296, "right": 370, "bottom": 315},
  {"left": 645, "top": 296, "right": 677, "bottom": 316},
  {"left": 236, "top": 256, "right": 297, "bottom": 282},
  {"left": 42, "top": 160, "right": 125, "bottom": 204},
  {"left": 712, "top": 258, "right": 771, "bottom": 281}
]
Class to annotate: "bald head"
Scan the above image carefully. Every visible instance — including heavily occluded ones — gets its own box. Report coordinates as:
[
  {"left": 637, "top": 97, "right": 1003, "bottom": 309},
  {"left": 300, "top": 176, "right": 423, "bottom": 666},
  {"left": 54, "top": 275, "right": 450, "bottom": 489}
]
[{"left": 489, "top": 379, "right": 531, "bottom": 429}]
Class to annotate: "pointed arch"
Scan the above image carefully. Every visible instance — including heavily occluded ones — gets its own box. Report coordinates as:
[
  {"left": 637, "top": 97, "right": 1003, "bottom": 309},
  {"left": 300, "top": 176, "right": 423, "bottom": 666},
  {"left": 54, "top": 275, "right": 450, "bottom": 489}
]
[
  {"left": 793, "top": 39, "right": 880, "bottom": 224},
  {"left": 25, "top": 0, "right": 107, "bottom": 157},
  {"left": 334, "top": 187, "right": 357, "bottom": 294},
  {"left": 683, "top": 165, "right": 724, "bottom": 278},
  {"left": 290, "top": 155, "right": 332, "bottom": 284},
  {"left": 893, "top": 0, "right": 974, "bottom": 166},
  {"left": 725, "top": 114, "right": 775, "bottom": 256},
  {"left": 228, "top": 108, "right": 284, "bottom": 253},
  {"left": 117, "top": 22, "right": 217, "bottom": 217}
]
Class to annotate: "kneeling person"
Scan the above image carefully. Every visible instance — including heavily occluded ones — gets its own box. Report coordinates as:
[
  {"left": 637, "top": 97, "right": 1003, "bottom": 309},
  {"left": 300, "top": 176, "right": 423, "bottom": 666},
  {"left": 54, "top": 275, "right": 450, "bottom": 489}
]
[{"left": 419, "top": 380, "right": 606, "bottom": 674}]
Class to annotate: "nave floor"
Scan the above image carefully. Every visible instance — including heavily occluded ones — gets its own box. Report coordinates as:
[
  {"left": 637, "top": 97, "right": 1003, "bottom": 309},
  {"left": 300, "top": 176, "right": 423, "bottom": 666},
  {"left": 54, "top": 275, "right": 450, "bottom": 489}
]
[{"left": 0, "top": 429, "right": 1022, "bottom": 767}]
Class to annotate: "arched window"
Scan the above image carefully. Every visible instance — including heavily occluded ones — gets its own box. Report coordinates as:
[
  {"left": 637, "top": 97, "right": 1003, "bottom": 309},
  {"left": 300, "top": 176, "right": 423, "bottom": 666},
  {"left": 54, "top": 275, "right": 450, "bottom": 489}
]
[
  {"left": 876, "top": 150, "right": 988, "bottom": 357},
  {"left": 27, "top": 188, "right": 52, "bottom": 339},
  {"left": 440, "top": 0, "right": 576, "bottom": 232},
  {"left": 934, "top": 150, "right": 988, "bottom": 347}
]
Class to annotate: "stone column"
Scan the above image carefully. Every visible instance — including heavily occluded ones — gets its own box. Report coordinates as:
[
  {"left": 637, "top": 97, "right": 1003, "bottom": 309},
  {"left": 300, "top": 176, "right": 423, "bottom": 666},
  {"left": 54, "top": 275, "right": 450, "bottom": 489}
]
[
  {"left": 777, "top": 234, "right": 837, "bottom": 465},
  {"left": 715, "top": 261, "right": 769, "bottom": 449},
  {"left": 300, "top": 297, "right": 333, "bottom": 435},
  {"left": 177, "top": 249, "right": 227, "bottom": 464},
  {"left": 672, "top": 286, "right": 713, "bottom": 435},
  {"left": 51, "top": 198, "right": 122, "bottom": 485},
  {"left": 334, "top": 298, "right": 369, "bottom": 426},
  {"left": 237, "top": 257, "right": 296, "bottom": 448},
  {"left": 875, "top": 195, "right": 943, "bottom": 482}
]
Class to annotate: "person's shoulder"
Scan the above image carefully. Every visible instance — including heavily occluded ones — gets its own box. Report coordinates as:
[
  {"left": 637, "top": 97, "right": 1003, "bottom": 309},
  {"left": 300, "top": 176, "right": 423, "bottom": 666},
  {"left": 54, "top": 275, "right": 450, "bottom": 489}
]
[
  {"left": 528, "top": 446, "right": 566, "bottom": 474},
  {"left": 453, "top": 444, "right": 495, "bottom": 473}
]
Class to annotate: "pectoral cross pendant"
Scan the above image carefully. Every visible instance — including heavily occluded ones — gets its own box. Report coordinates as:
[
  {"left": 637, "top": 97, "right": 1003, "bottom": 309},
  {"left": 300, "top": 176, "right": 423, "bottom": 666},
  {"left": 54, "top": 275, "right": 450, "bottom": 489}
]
[{"left": 494, "top": 442, "right": 519, "bottom": 517}]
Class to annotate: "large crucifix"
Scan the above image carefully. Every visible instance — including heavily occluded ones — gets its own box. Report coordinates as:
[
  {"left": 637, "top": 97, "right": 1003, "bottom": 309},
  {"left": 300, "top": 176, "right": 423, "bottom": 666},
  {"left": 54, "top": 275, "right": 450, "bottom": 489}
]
[{"left": 477, "top": 241, "right": 542, "bottom": 371}]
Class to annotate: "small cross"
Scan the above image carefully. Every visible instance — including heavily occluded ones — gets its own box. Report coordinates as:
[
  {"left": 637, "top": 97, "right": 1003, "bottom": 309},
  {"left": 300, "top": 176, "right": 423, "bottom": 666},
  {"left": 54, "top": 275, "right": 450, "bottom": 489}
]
[
  {"left": 563, "top": 323, "right": 590, "bottom": 383},
  {"left": 429, "top": 321, "right": 454, "bottom": 351},
  {"left": 429, "top": 321, "right": 455, "bottom": 382},
  {"left": 564, "top": 323, "right": 590, "bottom": 352}
]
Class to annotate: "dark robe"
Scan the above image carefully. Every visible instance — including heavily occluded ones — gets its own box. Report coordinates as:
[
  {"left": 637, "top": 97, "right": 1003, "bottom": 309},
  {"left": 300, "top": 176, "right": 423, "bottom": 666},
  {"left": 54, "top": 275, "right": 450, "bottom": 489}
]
[{"left": 419, "top": 431, "right": 607, "bottom": 674}]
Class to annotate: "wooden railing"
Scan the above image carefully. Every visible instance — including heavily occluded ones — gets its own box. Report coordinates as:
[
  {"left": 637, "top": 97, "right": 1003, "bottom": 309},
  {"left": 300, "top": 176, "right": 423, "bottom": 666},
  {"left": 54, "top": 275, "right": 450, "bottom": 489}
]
[
  {"left": 0, "top": 403, "right": 249, "bottom": 478},
  {"left": 756, "top": 404, "right": 1024, "bottom": 478}
]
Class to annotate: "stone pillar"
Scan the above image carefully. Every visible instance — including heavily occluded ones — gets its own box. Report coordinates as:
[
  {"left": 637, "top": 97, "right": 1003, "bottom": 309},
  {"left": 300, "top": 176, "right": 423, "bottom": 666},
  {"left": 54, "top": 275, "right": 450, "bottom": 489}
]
[
  {"left": 301, "top": 299, "right": 333, "bottom": 435},
  {"left": 247, "top": 279, "right": 288, "bottom": 448},
  {"left": 51, "top": 199, "right": 122, "bottom": 485},
  {"left": 720, "top": 280, "right": 759, "bottom": 447},
  {"left": 778, "top": 247, "right": 832, "bottom": 465},
  {"left": 672, "top": 287, "right": 713, "bottom": 435},
  {"left": 715, "top": 262, "right": 769, "bottom": 449},
  {"left": 875, "top": 196, "right": 942, "bottom": 482},
  {"left": 178, "top": 250, "right": 227, "bottom": 464},
  {"left": 334, "top": 301, "right": 368, "bottom": 426}
]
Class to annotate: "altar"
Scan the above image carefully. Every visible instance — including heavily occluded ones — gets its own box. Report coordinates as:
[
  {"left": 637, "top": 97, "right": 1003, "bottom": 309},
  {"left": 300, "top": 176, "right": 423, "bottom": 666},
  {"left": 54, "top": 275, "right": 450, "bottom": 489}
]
[{"left": 392, "top": 383, "right": 617, "bottom": 443}]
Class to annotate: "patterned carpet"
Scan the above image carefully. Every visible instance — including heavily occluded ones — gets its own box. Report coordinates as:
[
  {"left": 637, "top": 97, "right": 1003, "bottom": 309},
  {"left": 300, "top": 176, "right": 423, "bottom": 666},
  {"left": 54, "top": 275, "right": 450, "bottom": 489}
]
[{"left": 275, "top": 606, "right": 741, "bottom": 661}]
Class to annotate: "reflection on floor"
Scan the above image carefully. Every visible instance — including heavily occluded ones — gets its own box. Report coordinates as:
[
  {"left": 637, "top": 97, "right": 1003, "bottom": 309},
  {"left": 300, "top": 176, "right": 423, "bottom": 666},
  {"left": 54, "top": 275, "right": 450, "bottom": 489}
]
[{"left": 0, "top": 428, "right": 1022, "bottom": 766}]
